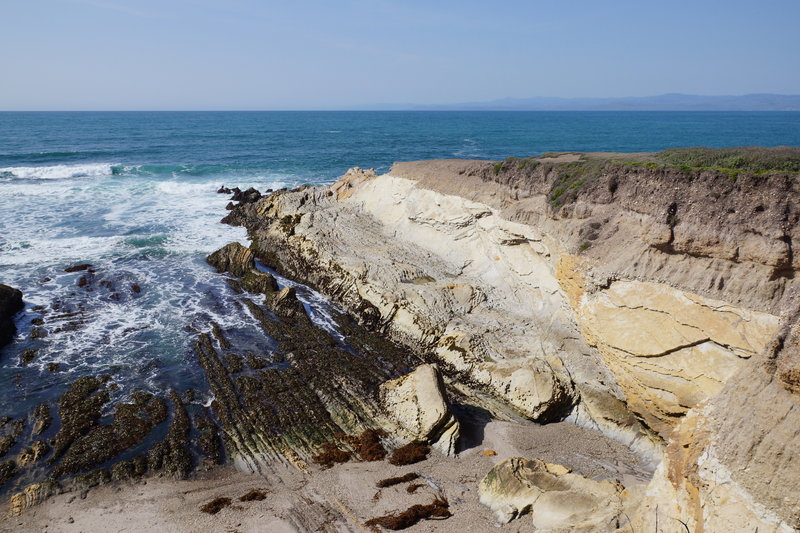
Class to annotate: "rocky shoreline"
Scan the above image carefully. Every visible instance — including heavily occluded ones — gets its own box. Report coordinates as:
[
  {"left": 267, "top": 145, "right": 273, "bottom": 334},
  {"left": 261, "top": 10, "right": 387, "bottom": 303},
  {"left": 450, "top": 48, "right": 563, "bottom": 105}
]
[{"left": 1, "top": 148, "right": 799, "bottom": 532}]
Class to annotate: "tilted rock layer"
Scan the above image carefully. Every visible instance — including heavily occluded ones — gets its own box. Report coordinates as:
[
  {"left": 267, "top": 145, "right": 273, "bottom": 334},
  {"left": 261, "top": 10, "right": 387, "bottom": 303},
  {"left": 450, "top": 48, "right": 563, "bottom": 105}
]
[{"left": 226, "top": 153, "right": 799, "bottom": 530}]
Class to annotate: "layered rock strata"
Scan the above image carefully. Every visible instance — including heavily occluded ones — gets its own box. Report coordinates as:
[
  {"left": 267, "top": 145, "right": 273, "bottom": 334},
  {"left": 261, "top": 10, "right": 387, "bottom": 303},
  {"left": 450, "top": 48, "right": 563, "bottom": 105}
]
[{"left": 202, "top": 238, "right": 424, "bottom": 472}]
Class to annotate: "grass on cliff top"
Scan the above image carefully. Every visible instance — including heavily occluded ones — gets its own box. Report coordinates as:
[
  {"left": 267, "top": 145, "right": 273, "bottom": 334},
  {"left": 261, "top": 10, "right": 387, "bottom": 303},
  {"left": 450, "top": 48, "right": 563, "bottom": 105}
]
[
  {"left": 655, "top": 146, "right": 800, "bottom": 174},
  {"left": 492, "top": 147, "right": 800, "bottom": 208}
]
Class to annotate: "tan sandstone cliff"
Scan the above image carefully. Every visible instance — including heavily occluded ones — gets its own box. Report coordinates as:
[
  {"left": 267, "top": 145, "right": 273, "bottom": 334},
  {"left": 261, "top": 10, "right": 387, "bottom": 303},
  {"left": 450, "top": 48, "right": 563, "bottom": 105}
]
[{"left": 225, "top": 150, "right": 799, "bottom": 532}]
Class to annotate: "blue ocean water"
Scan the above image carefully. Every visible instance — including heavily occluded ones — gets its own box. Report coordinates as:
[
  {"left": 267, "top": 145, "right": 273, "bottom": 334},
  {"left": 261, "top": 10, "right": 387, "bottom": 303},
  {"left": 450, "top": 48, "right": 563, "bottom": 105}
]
[{"left": 0, "top": 111, "right": 798, "bottom": 418}]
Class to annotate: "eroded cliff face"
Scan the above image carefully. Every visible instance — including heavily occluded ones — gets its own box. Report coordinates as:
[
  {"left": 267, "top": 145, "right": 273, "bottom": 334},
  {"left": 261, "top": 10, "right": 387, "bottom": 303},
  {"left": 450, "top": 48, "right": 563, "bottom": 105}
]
[{"left": 226, "top": 154, "right": 799, "bottom": 530}]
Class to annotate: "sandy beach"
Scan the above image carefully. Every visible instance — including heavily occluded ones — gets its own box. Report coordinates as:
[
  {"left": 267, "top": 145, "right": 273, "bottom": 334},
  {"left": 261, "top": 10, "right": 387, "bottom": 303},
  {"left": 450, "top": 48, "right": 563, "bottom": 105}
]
[{"left": 2, "top": 418, "right": 651, "bottom": 533}]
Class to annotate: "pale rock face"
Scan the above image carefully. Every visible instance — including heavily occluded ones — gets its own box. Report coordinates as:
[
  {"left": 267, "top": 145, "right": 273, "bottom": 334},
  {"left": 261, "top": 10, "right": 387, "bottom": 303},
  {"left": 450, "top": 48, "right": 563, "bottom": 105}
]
[
  {"left": 478, "top": 457, "right": 624, "bottom": 531},
  {"left": 578, "top": 280, "right": 780, "bottom": 437},
  {"left": 379, "top": 364, "right": 460, "bottom": 456},
  {"left": 629, "top": 316, "right": 800, "bottom": 532}
]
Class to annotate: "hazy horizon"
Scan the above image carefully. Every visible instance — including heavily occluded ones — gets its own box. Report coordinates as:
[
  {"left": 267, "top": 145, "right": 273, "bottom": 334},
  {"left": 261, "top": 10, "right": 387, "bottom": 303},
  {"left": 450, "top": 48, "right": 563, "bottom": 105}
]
[{"left": 2, "top": 1, "right": 799, "bottom": 111}]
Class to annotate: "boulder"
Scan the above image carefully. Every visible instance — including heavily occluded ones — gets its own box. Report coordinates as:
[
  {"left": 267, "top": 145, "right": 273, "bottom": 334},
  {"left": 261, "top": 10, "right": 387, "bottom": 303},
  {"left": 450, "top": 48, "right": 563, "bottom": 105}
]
[
  {"left": 207, "top": 243, "right": 279, "bottom": 296},
  {"left": 231, "top": 187, "right": 262, "bottom": 204},
  {"left": 478, "top": 457, "right": 624, "bottom": 531},
  {"left": 379, "top": 364, "right": 460, "bottom": 456},
  {"left": 207, "top": 242, "right": 255, "bottom": 277},
  {"left": 269, "top": 287, "right": 305, "bottom": 319},
  {"left": 0, "top": 284, "right": 23, "bottom": 348}
]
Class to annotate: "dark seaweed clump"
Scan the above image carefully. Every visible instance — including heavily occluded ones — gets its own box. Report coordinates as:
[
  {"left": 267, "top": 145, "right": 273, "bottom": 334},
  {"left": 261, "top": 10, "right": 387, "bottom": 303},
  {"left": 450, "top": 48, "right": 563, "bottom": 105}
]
[
  {"left": 311, "top": 442, "right": 351, "bottom": 468},
  {"left": 239, "top": 489, "right": 268, "bottom": 502},
  {"left": 406, "top": 483, "right": 425, "bottom": 494},
  {"left": 376, "top": 472, "right": 419, "bottom": 488},
  {"left": 344, "top": 428, "right": 388, "bottom": 461},
  {"left": 387, "top": 443, "right": 430, "bottom": 466},
  {"left": 200, "top": 496, "right": 232, "bottom": 515},
  {"left": 364, "top": 497, "right": 451, "bottom": 530}
]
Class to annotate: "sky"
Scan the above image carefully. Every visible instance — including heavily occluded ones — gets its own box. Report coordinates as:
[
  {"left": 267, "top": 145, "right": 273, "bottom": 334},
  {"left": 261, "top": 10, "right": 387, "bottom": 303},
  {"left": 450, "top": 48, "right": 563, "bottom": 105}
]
[{"left": 1, "top": 0, "right": 799, "bottom": 110}]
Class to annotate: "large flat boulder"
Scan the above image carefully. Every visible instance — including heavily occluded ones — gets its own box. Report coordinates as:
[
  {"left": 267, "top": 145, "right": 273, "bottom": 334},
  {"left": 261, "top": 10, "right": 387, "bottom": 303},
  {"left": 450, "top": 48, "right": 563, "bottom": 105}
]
[{"left": 478, "top": 457, "right": 624, "bottom": 531}]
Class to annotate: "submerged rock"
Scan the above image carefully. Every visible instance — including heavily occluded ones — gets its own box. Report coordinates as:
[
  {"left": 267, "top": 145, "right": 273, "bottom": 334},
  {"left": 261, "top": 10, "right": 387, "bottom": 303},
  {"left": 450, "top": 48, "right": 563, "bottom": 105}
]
[
  {"left": 478, "top": 457, "right": 624, "bottom": 530},
  {"left": 379, "top": 364, "right": 460, "bottom": 456}
]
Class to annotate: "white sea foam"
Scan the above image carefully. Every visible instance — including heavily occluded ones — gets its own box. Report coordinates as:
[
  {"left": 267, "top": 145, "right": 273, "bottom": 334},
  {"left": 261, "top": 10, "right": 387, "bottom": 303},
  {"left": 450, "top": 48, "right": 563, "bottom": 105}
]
[
  {"left": 0, "top": 235, "right": 124, "bottom": 266},
  {"left": 1, "top": 170, "right": 310, "bottom": 397},
  {"left": 0, "top": 163, "right": 118, "bottom": 180}
]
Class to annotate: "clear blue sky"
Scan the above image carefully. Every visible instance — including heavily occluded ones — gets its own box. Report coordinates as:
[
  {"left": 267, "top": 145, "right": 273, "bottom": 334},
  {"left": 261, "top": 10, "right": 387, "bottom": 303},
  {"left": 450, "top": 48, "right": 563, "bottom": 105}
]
[{"left": 1, "top": 0, "right": 799, "bottom": 110}]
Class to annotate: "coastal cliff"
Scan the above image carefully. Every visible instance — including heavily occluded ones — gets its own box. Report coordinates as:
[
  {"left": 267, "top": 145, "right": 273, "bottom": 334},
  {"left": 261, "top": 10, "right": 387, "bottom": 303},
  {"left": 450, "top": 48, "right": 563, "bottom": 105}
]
[{"left": 222, "top": 148, "right": 799, "bottom": 531}]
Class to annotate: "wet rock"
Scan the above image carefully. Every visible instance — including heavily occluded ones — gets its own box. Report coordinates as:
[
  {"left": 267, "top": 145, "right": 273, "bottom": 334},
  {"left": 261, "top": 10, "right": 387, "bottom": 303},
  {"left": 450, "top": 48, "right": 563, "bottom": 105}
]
[
  {"left": 0, "top": 284, "right": 23, "bottom": 347},
  {"left": 20, "top": 349, "right": 37, "bottom": 365},
  {"left": 0, "top": 419, "right": 24, "bottom": 457},
  {"left": 478, "top": 457, "right": 624, "bottom": 529},
  {"left": 29, "top": 327, "right": 47, "bottom": 339},
  {"left": 210, "top": 322, "right": 231, "bottom": 349},
  {"left": 147, "top": 390, "right": 192, "bottom": 478},
  {"left": 217, "top": 186, "right": 232, "bottom": 194},
  {"left": 74, "top": 468, "right": 111, "bottom": 489},
  {"left": 199, "top": 241, "right": 425, "bottom": 471},
  {"left": 225, "top": 201, "right": 235, "bottom": 210},
  {"left": 110, "top": 455, "right": 148, "bottom": 481},
  {"left": 380, "top": 364, "right": 460, "bottom": 456},
  {"left": 32, "top": 404, "right": 52, "bottom": 436},
  {"left": 269, "top": 287, "right": 304, "bottom": 319},
  {"left": 18, "top": 440, "right": 50, "bottom": 466},
  {"left": 0, "top": 460, "right": 17, "bottom": 489},
  {"left": 224, "top": 353, "right": 244, "bottom": 373},
  {"left": 64, "top": 264, "right": 92, "bottom": 273},
  {"left": 49, "top": 375, "right": 112, "bottom": 468},
  {"left": 194, "top": 413, "right": 222, "bottom": 469},
  {"left": 47, "top": 362, "right": 60, "bottom": 373},
  {"left": 207, "top": 242, "right": 256, "bottom": 277},
  {"left": 52, "top": 388, "right": 168, "bottom": 477},
  {"left": 131, "top": 283, "right": 142, "bottom": 294},
  {"left": 231, "top": 187, "right": 262, "bottom": 204},
  {"left": 246, "top": 353, "right": 270, "bottom": 370},
  {"left": 241, "top": 271, "right": 279, "bottom": 294},
  {"left": 208, "top": 243, "right": 280, "bottom": 296}
]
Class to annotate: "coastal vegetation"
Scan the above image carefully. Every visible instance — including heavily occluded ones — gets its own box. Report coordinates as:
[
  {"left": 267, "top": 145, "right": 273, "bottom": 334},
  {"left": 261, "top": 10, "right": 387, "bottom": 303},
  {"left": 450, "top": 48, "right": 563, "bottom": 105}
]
[{"left": 489, "top": 146, "right": 800, "bottom": 208}]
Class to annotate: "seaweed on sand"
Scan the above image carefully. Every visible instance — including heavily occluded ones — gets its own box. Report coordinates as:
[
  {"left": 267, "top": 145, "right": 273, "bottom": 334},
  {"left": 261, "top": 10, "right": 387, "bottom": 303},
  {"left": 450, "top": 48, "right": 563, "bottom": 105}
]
[
  {"left": 387, "top": 443, "right": 430, "bottom": 466},
  {"left": 364, "top": 497, "right": 451, "bottom": 530},
  {"left": 200, "top": 496, "right": 232, "bottom": 515},
  {"left": 376, "top": 472, "right": 419, "bottom": 488}
]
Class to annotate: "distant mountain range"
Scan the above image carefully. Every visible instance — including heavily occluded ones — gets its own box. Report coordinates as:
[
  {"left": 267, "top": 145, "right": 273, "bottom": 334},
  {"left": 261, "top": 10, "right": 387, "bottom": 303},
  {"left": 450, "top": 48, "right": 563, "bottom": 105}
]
[{"left": 351, "top": 93, "right": 800, "bottom": 111}]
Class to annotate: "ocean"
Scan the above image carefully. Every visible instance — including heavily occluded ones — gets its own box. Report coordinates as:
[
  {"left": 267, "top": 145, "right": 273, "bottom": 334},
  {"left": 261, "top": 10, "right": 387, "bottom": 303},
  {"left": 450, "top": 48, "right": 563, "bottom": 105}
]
[{"left": 1, "top": 110, "right": 798, "bottom": 433}]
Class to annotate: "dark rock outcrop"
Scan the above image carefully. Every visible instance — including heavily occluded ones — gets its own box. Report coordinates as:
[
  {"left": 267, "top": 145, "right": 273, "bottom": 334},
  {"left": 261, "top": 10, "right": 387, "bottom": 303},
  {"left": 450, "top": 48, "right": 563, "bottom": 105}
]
[{"left": 0, "top": 284, "right": 23, "bottom": 347}]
